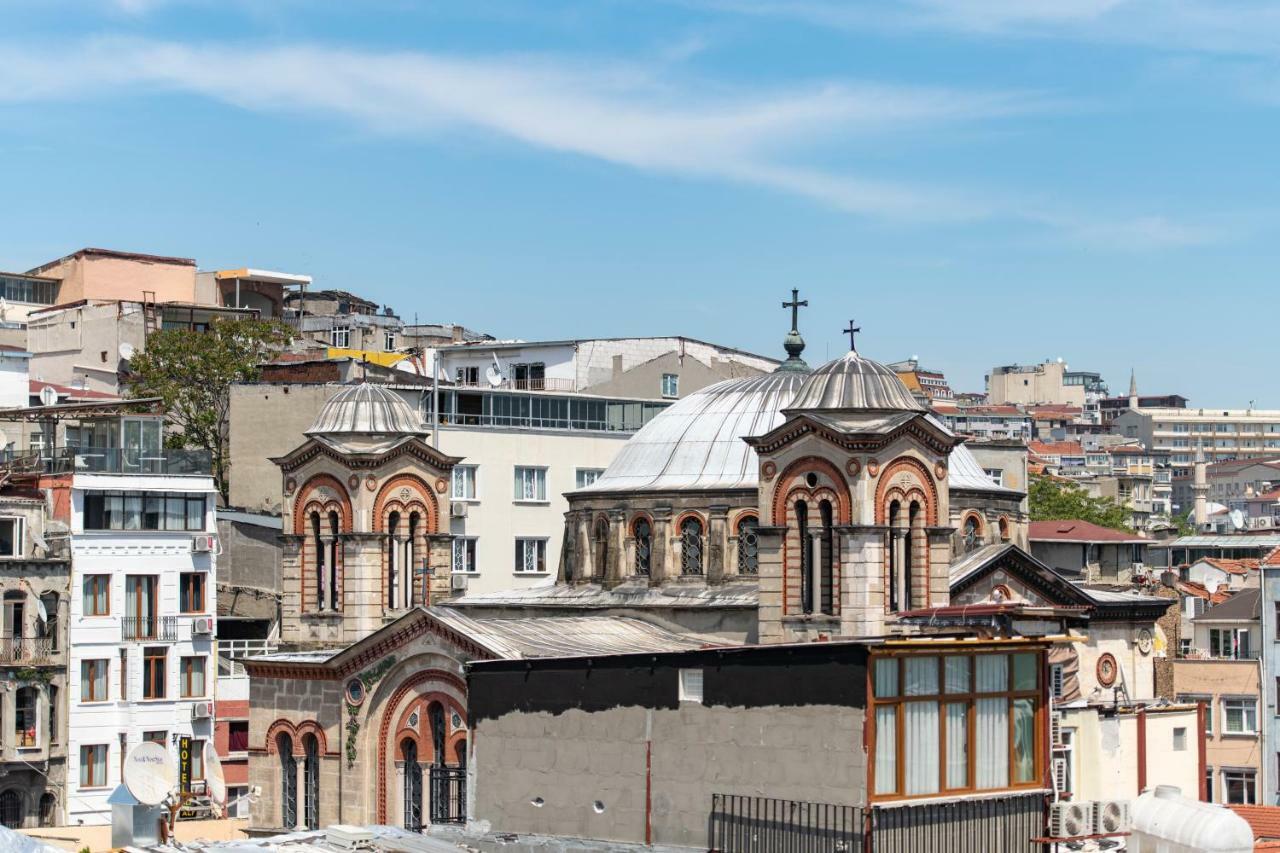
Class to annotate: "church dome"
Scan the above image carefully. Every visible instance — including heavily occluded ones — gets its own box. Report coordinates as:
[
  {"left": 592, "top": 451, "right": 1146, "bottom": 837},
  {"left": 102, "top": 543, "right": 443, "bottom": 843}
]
[
  {"left": 787, "top": 350, "right": 925, "bottom": 413},
  {"left": 577, "top": 370, "right": 809, "bottom": 494},
  {"left": 306, "top": 383, "right": 429, "bottom": 436}
]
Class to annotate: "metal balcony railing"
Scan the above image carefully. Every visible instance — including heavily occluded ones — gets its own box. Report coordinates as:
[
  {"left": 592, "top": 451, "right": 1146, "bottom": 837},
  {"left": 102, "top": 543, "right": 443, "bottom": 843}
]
[
  {"left": 451, "top": 376, "right": 578, "bottom": 392},
  {"left": 0, "top": 637, "right": 56, "bottom": 663},
  {"left": 0, "top": 447, "right": 211, "bottom": 476},
  {"left": 122, "top": 615, "right": 178, "bottom": 642}
]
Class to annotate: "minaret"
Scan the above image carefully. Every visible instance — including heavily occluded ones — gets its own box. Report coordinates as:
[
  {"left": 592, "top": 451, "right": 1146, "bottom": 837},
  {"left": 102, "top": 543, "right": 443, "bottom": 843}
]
[
  {"left": 778, "top": 288, "right": 810, "bottom": 372},
  {"left": 1193, "top": 440, "right": 1209, "bottom": 529},
  {"left": 1128, "top": 369, "right": 1139, "bottom": 410}
]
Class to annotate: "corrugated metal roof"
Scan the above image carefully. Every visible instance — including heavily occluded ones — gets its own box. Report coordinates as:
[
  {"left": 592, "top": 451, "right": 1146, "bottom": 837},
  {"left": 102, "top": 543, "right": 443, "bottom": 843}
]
[
  {"left": 430, "top": 609, "right": 718, "bottom": 658},
  {"left": 305, "top": 383, "right": 428, "bottom": 436},
  {"left": 1161, "top": 534, "right": 1280, "bottom": 547},
  {"left": 448, "top": 581, "right": 759, "bottom": 610}
]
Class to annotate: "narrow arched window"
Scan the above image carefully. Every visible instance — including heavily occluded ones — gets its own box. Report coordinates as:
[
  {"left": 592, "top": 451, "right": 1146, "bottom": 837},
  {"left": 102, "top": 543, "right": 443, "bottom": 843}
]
[
  {"left": 401, "top": 738, "right": 422, "bottom": 831},
  {"left": 593, "top": 518, "right": 610, "bottom": 579},
  {"left": 633, "top": 518, "right": 652, "bottom": 576},
  {"left": 327, "top": 511, "right": 341, "bottom": 610},
  {"left": 819, "top": 500, "right": 834, "bottom": 615},
  {"left": 0, "top": 790, "right": 22, "bottom": 829},
  {"left": 680, "top": 517, "right": 704, "bottom": 576},
  {"left": 999, "top": 517, "right": 1011, "bottom": 542},
  {"left": 310, "top": 512, "right": 324, "bottom": 611},
  {"left": 38, "top": 792, "right": 55, "bottom": 827},
  {"left": 887, "top": 500, "right": 901, "bottom": 613},
  {"left": 39, "top": 594, "right": 57, "bottom": 652},
  {"left": 14, "top": 687, "right": 37, "bottom": 748},
  {"left": 963, "top": 515, "right": 982, "bottom": 553},
  {"left": 737, "top": 516, "right": 759, "bottom": 575},
  {"left": 906, "top": 501, "right": 921, "bottom": 611},
  {"left": 387, "top": 511, "right": 401, "bottom": 610},
  {"left": 407, "top": 512, "right": 420, "bottom": 606},
  {"left": 302, "top": 733, "right": 319, "bottom": 830},
  {"left": 797, "top": 500, "right": 811, "bottom": 612},
  {"left": 428, "top": 702, "right": 446, "bottom": 767},
  {"left": 278, "top": 733, "right": 297, "bottom": 829}
]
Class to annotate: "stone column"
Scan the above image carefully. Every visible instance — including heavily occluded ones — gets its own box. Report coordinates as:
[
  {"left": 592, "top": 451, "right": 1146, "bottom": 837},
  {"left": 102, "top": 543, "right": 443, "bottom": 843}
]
[
  {"left": 425, "top": 533, "right": 454, "bottom": 604},
  {"left": 707, "top": 505, "right": 729, "bottom": 584},
  {"left": 650, "top": 508, "right": 672, "bottom": 586},
  {"left": 605, "top": 510, "right": 626, "bottom": 586},
  {"left": 890, "top": 524, "right": 907, "bottom": 612},
  {"left": 295, "top": 754, "right": 307, "bottom": 830}
]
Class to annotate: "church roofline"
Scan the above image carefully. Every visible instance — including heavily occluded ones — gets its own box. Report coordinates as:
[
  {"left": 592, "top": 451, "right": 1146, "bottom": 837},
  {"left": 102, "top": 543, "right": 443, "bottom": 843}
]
[{"left": 270, "top": 434, "right": 464, "bottom": 473}]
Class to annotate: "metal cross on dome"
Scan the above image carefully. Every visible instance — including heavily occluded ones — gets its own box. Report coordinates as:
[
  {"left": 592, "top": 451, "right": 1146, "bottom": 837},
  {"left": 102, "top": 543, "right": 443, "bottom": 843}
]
[
  {"left": 782, "top": 288, "right": 807, "bottom": 333},
  {"left": 843, "top": 319, "right": 861, "bottom": 352}
]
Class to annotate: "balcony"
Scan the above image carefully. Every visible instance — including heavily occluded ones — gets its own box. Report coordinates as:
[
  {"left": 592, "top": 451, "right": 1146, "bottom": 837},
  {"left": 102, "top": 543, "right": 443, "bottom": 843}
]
[
  {"left": 122, "top": 615, "right": 178, "bottom": 642},
  {"left": 0, "top": 447, "right": 211, "bottom": 476},
  {"left": 452, "top": 376, "right": 578, "bottom": 393},
  {"left": 0, "top": 637, "right": 56, "bottom": 664}
]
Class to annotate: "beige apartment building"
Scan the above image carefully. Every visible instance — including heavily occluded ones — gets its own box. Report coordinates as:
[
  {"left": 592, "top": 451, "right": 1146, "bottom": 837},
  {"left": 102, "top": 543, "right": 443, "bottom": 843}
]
[
  {"left": 1113, "top": 407, "right": 1280, "bottom": 472},
  {"left": 986, "top": 359, "right": 1106, "bottom": 409}
]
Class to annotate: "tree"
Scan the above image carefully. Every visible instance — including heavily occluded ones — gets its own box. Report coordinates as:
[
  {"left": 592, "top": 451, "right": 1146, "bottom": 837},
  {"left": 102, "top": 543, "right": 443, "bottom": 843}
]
[
  {"left": 126, "top": 318, "right": 293, "bottom": 503},
  {"left": 1028, "top": 473, "right": 1134, "bottom": 532}
]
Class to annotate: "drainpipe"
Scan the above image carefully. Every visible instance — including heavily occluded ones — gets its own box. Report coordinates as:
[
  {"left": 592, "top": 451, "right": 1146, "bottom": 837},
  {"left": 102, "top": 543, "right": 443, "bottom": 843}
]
[
  {"left": 338, "top": 694, "right": 344, "bottom": 825},
  {"left": 1136, "top": 707, "right": 1147, "bottom": 794},
  {"left": 1198, "top": 701, "right": 1208, "bottom": 801}
]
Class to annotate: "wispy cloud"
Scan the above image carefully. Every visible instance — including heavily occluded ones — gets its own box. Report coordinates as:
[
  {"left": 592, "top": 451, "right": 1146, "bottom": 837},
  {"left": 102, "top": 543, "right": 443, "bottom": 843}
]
[{"left": 0, "top": 36, "right": 1211, "bottom": 244}]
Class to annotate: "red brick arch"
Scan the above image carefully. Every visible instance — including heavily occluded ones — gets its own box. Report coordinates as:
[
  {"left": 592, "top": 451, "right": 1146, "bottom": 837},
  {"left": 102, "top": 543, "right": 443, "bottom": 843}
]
[
  {"left": 960, "top": 510, "right": 985, "bottom": 535},
  {"left": 263, "top": 718, "right": 298, "bottom": 755},
  {"left": 292, "top": 474, "right": 352, "bottom": 535},
  {"left": 770, "top": 456, "right": 852, "bottom": 526},
  {"left": 375, "top": 668, "right": 467, "bottom": 824},
  {"left": 372, "top": 475, "right": 440, "bottom": 533},
  {"left": 295, "top": 720, "right": 333, "bottom": 756},
  {"left": 873, "top": 456, "right": 939, "bottom": 525}
]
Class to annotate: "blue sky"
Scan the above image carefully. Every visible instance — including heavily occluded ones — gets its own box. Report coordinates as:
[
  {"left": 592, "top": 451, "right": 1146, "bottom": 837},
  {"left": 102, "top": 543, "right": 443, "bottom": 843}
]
[{"left": 1, "top": 1, "right": 1277, "bottom": 403}]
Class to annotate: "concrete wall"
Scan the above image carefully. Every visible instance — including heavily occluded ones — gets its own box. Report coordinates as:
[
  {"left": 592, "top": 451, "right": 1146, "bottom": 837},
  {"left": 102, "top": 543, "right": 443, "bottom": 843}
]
[
  {"left": 470, "top": 647, "right": 868, "bottom": 849},
  {"left": 0, "top": 352, "right": 29, "bottom": 408},
  {"left": 988, "top": 362, "right": 1085, "bottom": 408},
  {"left": 27, "top": 301, "right": 147, "bottom": 394},
  {"left": 31, "top": 252, "right": 197, "bottom": 305},
  {"left": 1170, "top": 658, "right": 1262, "bottom": 799},
  {"left": 584, "top": 348, "right": 765, "bottom": 400},
  {"left": 1064, "top": 706, "right": 1199, "bottom": 803},
  {"left": 216, "top": 516, "right": 283, "bottom": 594}
]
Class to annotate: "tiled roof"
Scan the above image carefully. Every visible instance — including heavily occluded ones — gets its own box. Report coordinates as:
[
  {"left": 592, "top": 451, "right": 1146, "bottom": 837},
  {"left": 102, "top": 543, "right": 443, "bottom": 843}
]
[
  {"left": 29, "top": 379, "right": 118, "bottom": 401},
  {"left": 1229, "top": 805, "right": 1280, "bottom": 842},
  {"left": 1028, "top": 440, "right": 1085, "bottom": 456},
  {"left": 1263, "top": 546, "right": 1280, "bottom": 567},
  {"left": 1176, "top": 580, "right": 1232, "bottom": 604},
  {"left": 1200, "top": 557, "right": 1260, "bottom": 575},
  {"left": 1029, "top": 519, "right": 1151, "bottom": 544},
  {"left": 1108, "top": 444, "right": 1147, "bottom": 455}
]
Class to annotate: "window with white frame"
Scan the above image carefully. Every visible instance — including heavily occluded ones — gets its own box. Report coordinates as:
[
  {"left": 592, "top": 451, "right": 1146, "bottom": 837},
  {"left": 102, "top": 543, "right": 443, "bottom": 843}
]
[
  {"left": 452, "top": 465, "right": 478, "bottom": 501},
  {"left": 1173, "top": 727, "right": 1187, "bottom": 751},
  {"left": 513, "top": 467, "right": 547, "bottom": 502},
  {"left": 384, "top": 331, "right": 396, "bottom": 351},
  {"left": 330, "top": 326, "right": 351, "bottom": 348},
  {"left": 452, "top": 538, "right": 477, "bottom": 574},
  {"left": 514, "top": 538, "right": 547, "bottom": 573},
  {"left": 661, "top": 373, "right": 679, "bottom": 398},
  {"left": 1223, "top": 768, "right": 1257, "bottom": 804},
  {"left": 983, "top": 468, "right": 1004, "bottom": 487},
  {"left": 575, "top": 469, "right": 605, "bottom": 489},
  {"left": 678, "top": 668, "right": 704, "bottom": 703},
  {"left": 1210, "top": 628, "right": 1252, "bottom": 660},
  {"left": 1223, "top": 697, "right": 1257, "bottom": 734},
  {"left": 0, "top": 518, "right": 22, "bottom": 558}
]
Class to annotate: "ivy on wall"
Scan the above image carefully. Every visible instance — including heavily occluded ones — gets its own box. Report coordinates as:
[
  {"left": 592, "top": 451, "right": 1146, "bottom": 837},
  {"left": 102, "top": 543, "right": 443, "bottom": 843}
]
[{"left": 345, "top": 655, "right": 397, "bottom": 767}]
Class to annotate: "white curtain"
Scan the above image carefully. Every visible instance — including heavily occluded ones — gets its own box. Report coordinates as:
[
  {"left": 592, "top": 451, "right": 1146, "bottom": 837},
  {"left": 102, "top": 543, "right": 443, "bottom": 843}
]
[
  {"left": 976, "top": 697, "right": 1009, "bottom": 789},
  {"left": 905, "top": 656, "right": 938, "bottom": 695},
  {"left": 1012, "top": 698, "right": 1035, "bottom": 783},
  {"left": 946, "top": 702, "right": 968, "bottom": 788},
  {"left": 945, "top": 656, "right": 970, "bottom": 693},
  {"left": 875, "top": 706, "right": 897, "bottom": 795},
  {"left": 874, "top": 658, "right": 898, "bottom": 698},
  {"left": 977, "top": 654, "right": 1008, "bottom": 693},
  {"left": 905, "top": 701, "right": 940, "bottom": 795}
]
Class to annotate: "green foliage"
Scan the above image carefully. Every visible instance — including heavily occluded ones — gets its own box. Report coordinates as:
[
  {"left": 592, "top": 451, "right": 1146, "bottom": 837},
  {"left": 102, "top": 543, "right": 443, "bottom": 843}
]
[
  {"left": 126, "top": 318, "right": 293, "bottom": 502},
  {"left": 1028, "top": 473, "right": 1134, "bottom": 532}
]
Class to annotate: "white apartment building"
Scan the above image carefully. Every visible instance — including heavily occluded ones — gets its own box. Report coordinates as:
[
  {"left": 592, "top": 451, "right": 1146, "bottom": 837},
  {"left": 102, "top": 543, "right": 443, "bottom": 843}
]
[
  {"left": 1112, "top": 407, "right": 1280, "bottom": 471},
  {"left": 62, "top": 415, "right": 217, "bottom": 826}
]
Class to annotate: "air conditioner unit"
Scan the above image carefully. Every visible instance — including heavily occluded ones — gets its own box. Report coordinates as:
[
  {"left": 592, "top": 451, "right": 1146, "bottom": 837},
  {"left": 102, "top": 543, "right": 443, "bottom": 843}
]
[
  {"left": 1094, "top": 799, "right": 1130, "bottom": 835},
  {"left": 1051, "top": 757, "right": 1069, "bottom": 796},
  {"left": 450, "top": 503, "right": 468, "bottom": 518},
  {"left": 191, "top": 701, "right": 213, "bottom": 719},
  {"left": 450, "top": 574, "right": 469, "bottom": 591},
  {"left": 191, "top": 617, "right": 213, "bottom": 635},
  {"left": 192, "top": 534, "right": 216, "bottom": 553},
  {"left": 1050, "top": 711, "right": 1064, "bottom": 748},
  {"left": 1049, "top": 802, "right": 1092, "bottom": 839}
]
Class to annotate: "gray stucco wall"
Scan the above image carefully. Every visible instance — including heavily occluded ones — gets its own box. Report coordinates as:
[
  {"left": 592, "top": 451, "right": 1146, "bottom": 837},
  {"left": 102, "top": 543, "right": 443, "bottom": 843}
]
[{"left": 475, "top": 702, "right": 865, "bottom": 848}]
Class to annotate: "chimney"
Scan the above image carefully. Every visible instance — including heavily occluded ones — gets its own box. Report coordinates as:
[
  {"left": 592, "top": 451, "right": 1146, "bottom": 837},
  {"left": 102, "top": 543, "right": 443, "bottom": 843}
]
[{"left": 451, "top": 325, "right": 463, "bottom": 343}]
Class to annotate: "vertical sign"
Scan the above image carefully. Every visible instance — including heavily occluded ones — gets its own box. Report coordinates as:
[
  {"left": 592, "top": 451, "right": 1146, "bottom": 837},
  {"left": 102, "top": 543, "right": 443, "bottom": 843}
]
[{"left": 178, "top": 736, "right": 192, "bottom": 794}]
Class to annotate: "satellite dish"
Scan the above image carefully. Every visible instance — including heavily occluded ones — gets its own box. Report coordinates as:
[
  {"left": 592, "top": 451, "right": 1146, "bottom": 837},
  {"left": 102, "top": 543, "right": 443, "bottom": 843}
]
[
  {"left": 38, "top": 386, "right": 58, "bottom": 407},
  {"left": 123, "top": 742, "right": 176, "bottom": 806},
  {"left": 204, "top": 741, "right": 226, "bottom": 807},
  {"left": 485, "top": 365, "right": 504, "bottom": 387},
  {"left": 118, "top": 342, "right": 136, "bottom": 361},
  {"left": 1230, "top": 509, "right": 1245, "bottom": 530}
]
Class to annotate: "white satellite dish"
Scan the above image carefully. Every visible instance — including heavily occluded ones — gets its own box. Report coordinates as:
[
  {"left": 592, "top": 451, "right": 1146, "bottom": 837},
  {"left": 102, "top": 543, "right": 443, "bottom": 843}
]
[
  {"left": 123, "top": 742, "right": 176, "bottom": 806},
  {"left": 118, "top": 342, "right": 136, "bottom": 361},
  {"left": 1230, "top": 509, "right": 1246, "bottom": 530},
  {"left": 38, "top": 386, "right": 58, "bottom": 407},
  {"left": 204, "top": 741, "right": 226, "bottom": 806},
  {"left": 485, "top": 365, "right": 505, "bottom": 387}
]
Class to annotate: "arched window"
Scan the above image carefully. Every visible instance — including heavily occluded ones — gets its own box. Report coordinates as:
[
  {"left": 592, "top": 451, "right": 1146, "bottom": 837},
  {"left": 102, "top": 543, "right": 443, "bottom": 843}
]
[
  {"left": 38, "top": 792, "right": 55, "bottom": 828},
  {"left": 302, "top": 733, "right": 319, "bottom": 830},
  {"left": 887, "top": 500, "right": 902, "bottom": 613},
  {"left": 819, "top": 500, "right": 835, "bottom": 615},
  {"left": 736, "top": 516, "right": 759, "bottom": 575},
  {"left": 327, "top": 511, "right": 341, "bottom": 610},
  {"left": 4, "top": 591, "right": 24, "bottom": 642},
  {"left": 633, "top": 518, "right": 652, "bottom": 576},
  {"left": 794, "top": 500, "right": 811, "bottom": 612},
  {"left": 406, "top": 512, "right": 421, "bottom": 606},
  {"left": 963, "top": 515, "right": 982, "bottom": 553},
  {"left": 593, "top": 517, "right": 610, "bottom": 579},
  {"left": 0, "top": 790, "right": 22, "bottom": 829},
  {"left": 47, "top": 685, "right": 57, "bottom": 745},
  {"left": 38, "top": 594, "right": 57, "bottom": 651},
  {"left": 454, "top": 739, "right": 467, "bottom": 767},
  {"left": 386, "top": 511, "right": 400, "bottom": 610},
  {"left": 906, "top": 501, "right": 923, "bottom": 611},
  {"left": 428, "top": 702, "right": 446, "bottom": 766},
  {"left": 278, "top": 733, "right": 297, "bottom": 829},
  {"left": 310, "top": 512, "right": 325, "bottom": 611},
  {"left": 401, "top": 738, "right": 422, "bottom": 832},
  {"left": 998, "top": 517, "right": 1011, "bottom": 542},
  {"left": 14, "top": 687, "right": 37, "bottom": 748},
  {"left": 680, "top": 517, "right": 704, "bottom": 576}
]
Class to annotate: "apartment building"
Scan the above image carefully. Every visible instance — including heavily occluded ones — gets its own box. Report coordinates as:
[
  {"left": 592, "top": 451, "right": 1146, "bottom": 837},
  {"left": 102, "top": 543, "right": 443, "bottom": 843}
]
[
  {"left": 1172, "top": 458, "right": 1280, "bottom": 523},
  {"left": 887, "top": 356, "right": 953, "bottom": 404},
  {"left": 987, "top": 359, "right": 1106, "bottom": 410},
  {"left": 1257, "top": 548, "right": 1280, "bottom": 806},
  {"left": 1112, "top": 408, "right": 1280, "bottom": 472},
  {"left": 283, "top": 289, "right": 403, "bottom": 356},
  {"left": 934, "top": 404, "right": 1031, "bottom": 440},
  {"left": 39, "top": 410, "right": 218, "bottom": 826},
  {"left": 0, "top": 490, "right": 69, "bottom": 830}
]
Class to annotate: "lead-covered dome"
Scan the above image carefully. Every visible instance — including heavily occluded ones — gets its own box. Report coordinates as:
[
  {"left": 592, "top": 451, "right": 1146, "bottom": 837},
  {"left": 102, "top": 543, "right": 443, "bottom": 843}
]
[
  {"left": 307, "top": 383, "right": 428, "bottom": 437},
  {"left": 577, "top": 370, "right": 809, "bottom": 494},
  {"left": 788, "top": 350, "right": 925, "bottom": 413}
]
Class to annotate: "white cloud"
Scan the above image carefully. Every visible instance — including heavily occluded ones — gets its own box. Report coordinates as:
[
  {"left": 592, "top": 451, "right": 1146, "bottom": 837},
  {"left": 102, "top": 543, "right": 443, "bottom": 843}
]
[{"left": 0, "top": 36, "right": 1213, "bottom": 244}]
